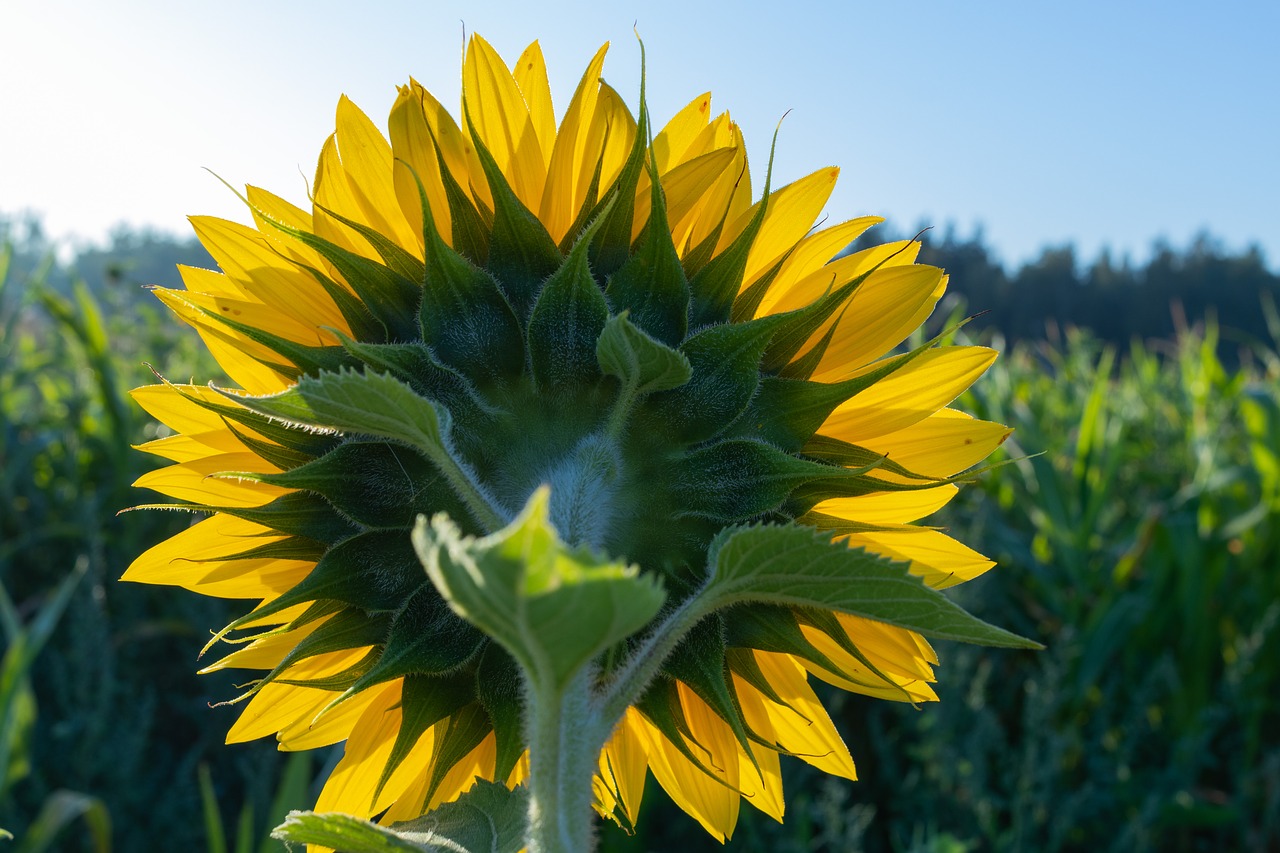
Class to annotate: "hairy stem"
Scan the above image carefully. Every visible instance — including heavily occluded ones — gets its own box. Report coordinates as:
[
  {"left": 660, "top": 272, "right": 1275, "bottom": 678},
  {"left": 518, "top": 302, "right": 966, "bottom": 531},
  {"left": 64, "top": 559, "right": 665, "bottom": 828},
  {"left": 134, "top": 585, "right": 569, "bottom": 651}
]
[
  {"left": 596, "top": 586, "right": 712, "bottom": 730},
  {"left": 526, "top": 668, "right": 606, "bottom": 853}
]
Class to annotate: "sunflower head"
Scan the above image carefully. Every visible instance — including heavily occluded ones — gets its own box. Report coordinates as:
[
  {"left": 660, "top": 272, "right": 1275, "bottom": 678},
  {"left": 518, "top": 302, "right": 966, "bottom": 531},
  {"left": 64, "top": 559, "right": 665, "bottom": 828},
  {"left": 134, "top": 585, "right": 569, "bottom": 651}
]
[{"left": 126, "top": 35, "right": 1027, "bottom": 843}]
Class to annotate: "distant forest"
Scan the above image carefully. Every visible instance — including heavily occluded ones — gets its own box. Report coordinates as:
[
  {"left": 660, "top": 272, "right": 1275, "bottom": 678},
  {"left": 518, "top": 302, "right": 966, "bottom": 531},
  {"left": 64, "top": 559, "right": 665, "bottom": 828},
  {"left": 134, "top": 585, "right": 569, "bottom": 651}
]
[{"left": 5, "top": 212, "right": 1278, "bottom": 352}]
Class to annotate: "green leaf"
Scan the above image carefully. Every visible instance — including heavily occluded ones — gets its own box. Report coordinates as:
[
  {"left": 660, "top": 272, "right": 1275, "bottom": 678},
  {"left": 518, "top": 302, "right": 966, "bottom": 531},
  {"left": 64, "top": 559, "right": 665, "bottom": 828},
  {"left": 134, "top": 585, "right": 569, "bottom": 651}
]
[
  {"left": 333, "top": 334, "right": 497, "bottom": 433},
  {"left": 222, "top": 420, "right": 315, "bottom": 471},
  {"left": 272, "top": 781, "right": 527, "bottom": 853},
  {"left": 0, "top": 564, "right": 86, "bottom": 806},
  {"left": 229, "top": 366, "right": 506, "bottom": 533},
  {"left": 414, "top": 487, "right": 666, "bottom": 693},
  {"left": 272, "top": 812, "right": 424, "bottom": 852},
  {"left": 157, "top": 378, "right": 340, "bottom": 458},
  {"left": 596, "top": 311, "right": 691, "bottom": 396},
  {"left": 12, "top": 790, "right": 111, "bottom": 853},
  {"left": 260, "top": 752, "right": 312, "bottom": 853},
  {"left": 704, "top": 524, "right": 1042, "bottom": 648},
  {"left": 199, "top": 764, "right": 227, "bottom": 853},
  {"left": 230, "top": 367, "right": 452, "bottom": 465}
]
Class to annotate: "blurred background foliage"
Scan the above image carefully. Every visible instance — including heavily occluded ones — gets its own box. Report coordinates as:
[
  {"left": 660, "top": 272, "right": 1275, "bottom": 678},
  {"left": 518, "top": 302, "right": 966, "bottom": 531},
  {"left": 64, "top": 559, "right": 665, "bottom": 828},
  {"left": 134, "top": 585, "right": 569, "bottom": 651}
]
[{"left": 1, "top": 211, "right": 1277, "bottom": 851}]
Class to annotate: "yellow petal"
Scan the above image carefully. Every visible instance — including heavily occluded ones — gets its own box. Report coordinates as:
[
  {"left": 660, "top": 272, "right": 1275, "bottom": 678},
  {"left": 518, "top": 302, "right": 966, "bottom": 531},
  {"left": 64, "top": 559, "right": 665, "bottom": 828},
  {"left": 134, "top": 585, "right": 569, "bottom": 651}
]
[
  {"left": 860, "top": 408, "right": 1012, "bottom": 479},
  {"left": 811, "top": 265, "right": 947, "bottom": 379},
  {"left": 635, "top": 697, "right": 739, "bottom": 843},
  {"left": 463, "top": 34, "right": 547, "bottom": 211},
  {"left": 798, "top": 655, "right": 939, "bottom": 703},
  {"left": 813, "top": 485, "right": 958, "bottom": 525},
  {"left": 682, "top": 110, "right": 738, "bottom": 163},
  {"left": 595, "top": 707, "right": 649, "bottom": 829},
  {"left": 189, "top": 216, "right": 348, "bottom": 332},
  {"left": 633, "top": 148, "right": 736, "bottom": 244},
  {"left": 423, "top": 731, "right": 497, "bottom": 813},
  {"left": 591, "top": 82, "right": 637, "bottom": 203},
  {"left": 539, "top": 43, "right": 609, "bottom": 243},
  {"left": 797, "top": 622, "right": 937, "bottom": 702},
  {"left": 313, "top": 134, "right": 379, "bottom": 260},
  {"left": 312, "top": 681, "right": 416, "bottom": 817},
  {"left": 176, "top": 271, "right": 339, "bottom": 347},
  {"left": 388, "top": 83, "right": 452, "bottom": 248},
  {"left": 200, "top": 614, "right": 332, "bottom": 673},
  {"left": 245, "top": 185, "right": 326, "bottom": 270},
  {"left": 333, "top": 96, "right": 423, "bottom": 255},
  {"left": 735, "top": 736, "right": 784, "bottom": 823},
  {"left": 122, "top": 513, "right": 308, "bottom": 601},
  {"left": 767, "top": 238, "right": 922, "bottom": 316},
  {"left": 651, "top": 92, "right": 713, "bottom": 174},
  {"left": 734, "top": 167, "right": 841, "bottom": 288},
  {"left": 152, "top": 287, "right": 294, "bottom": 394},
  {"left": 754, "top": 216, "right": 883, "bottom": 317},
  {"left": 278, "top": 681, "right": 385, "bottom": 751},
  {"left": 132, "top": 453, "right": 286, "bottom": 507},
  {"left": 684, "top": 122, "right": 750, "bottom": 251},
  {"left": 737, "top": 652, "right": 857, "bottom": 780},
  {"left": 844, "top": 527, "right": 995, "bottom": 589},
  {"left": 134, "top": 429, "right": 248, "bottom": 463},
  {"left": 512, "top": 42, "right": 555, "bottom": 167},
  {"left": 131, "top": 383, "right": 250, "bottom": 436},
  {"left": 227, "top": 648, "right": 372, "bottom": 743},
  {"left": 822, "top": 346, "right": 997, "bottom": 443},
  {"left": 506, "top": 752, "right": 530, "bottom": 788},
  {"left": 839, "top": 614, "right": 940, "bottom": 670}
]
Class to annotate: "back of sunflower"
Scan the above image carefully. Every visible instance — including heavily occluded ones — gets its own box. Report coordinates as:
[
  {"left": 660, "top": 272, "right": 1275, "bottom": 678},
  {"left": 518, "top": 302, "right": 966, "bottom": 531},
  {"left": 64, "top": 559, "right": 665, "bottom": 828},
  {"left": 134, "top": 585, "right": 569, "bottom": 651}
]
[{"left": 124, "top": 35, "right": 1037, "bottom": 853}]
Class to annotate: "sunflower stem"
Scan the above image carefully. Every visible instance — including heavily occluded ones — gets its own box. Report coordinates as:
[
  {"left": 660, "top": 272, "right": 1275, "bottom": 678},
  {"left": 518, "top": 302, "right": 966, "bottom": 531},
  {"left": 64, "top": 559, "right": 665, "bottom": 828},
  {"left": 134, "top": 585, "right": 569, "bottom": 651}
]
[
  {"left": 604, "top": 381, "right": 639, "bottom": 441},
  {"left": 434, "top": 449, "right": 509, "bottom": 534},
  {"left": 526, "top": 667, "right": 606, "bottom": 853}
]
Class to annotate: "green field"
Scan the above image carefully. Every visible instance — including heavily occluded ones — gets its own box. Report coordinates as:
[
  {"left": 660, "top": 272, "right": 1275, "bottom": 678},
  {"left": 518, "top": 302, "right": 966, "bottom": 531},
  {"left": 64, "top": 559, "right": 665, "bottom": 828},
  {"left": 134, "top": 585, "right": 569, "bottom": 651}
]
[{"left": 1, "top": 234, "right": 1277, "bottom": 852}]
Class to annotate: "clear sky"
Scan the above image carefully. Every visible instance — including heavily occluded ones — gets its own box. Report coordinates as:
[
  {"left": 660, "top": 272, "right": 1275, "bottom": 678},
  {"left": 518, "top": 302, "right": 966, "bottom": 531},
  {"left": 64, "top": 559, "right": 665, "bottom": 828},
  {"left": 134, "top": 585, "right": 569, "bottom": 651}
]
[{"left": 2, "top": 0, "right": 1276, "bottom": 270}]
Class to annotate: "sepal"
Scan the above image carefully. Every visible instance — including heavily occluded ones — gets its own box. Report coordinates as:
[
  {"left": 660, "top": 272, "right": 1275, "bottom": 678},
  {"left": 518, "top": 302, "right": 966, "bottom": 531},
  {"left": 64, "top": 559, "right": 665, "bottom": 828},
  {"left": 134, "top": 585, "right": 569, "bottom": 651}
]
[
  {"left": 526, "top": 200, "right": 614, "bottom": 394},
  {"left": 647, "top": 315, "right": 787, "bottom": 443}
]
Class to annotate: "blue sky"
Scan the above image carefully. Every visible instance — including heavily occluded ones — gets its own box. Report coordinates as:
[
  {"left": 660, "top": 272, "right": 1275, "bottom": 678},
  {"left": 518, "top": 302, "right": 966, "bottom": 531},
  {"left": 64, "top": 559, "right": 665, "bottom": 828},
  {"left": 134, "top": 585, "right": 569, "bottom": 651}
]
[{"left": 2, "top": 0, "right": 1276, "bottom": 270}]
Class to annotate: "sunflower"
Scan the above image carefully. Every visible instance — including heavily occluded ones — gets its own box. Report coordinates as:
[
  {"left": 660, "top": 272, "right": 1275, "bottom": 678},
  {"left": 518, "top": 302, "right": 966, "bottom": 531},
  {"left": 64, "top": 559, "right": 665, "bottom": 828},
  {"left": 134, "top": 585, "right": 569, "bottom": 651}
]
[{"left": 125, "top": 35, "right": 1016, "bottom": 843}]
